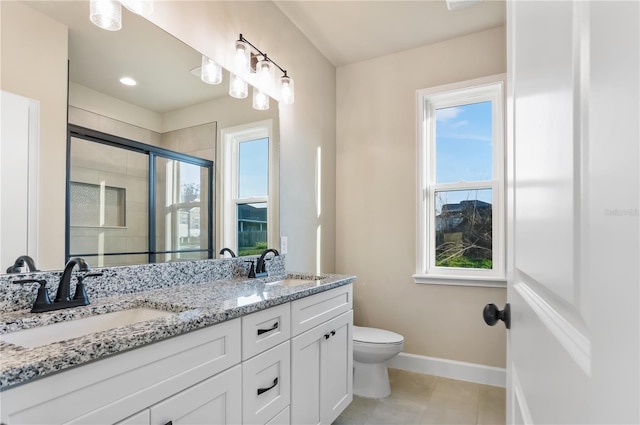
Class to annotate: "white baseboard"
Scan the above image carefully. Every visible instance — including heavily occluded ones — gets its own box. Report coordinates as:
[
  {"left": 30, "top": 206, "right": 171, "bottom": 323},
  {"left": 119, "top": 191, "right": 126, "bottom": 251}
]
[{"left": 387, "top": 352, "right": 506, "bottom": 388}]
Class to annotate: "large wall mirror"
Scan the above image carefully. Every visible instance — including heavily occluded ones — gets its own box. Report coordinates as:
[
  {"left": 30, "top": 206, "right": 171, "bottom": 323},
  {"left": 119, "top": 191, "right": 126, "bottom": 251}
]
[{"left": 2, "top": 1, "right": 279, "bottom": 272}]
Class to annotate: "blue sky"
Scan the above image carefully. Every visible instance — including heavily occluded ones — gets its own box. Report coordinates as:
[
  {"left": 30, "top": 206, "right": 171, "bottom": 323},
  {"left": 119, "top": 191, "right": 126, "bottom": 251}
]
[
  {"left": 435, "top": 101, "right": 493, "bottom": 206},
  {"left": 238, "top": 137, "right": 269, "bottom": 199}
]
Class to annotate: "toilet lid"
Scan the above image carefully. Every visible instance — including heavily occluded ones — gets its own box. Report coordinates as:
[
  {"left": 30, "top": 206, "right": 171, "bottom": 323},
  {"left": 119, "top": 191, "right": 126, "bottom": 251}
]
[{"left": 353, "top": 326, "right": 404, "bottom": 344}]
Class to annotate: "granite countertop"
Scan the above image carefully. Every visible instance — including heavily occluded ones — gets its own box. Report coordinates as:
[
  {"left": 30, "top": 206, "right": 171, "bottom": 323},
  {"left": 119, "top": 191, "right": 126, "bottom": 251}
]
[{"left": 0, "top": 273, "right": 355, "bottom": 391}]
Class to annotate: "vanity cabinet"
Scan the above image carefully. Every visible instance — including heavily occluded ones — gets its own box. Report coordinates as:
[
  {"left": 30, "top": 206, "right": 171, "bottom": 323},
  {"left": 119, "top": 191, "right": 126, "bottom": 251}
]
[
  {"left": 290, "top": 286, "right": 353, "bottom": 425},
  {"left": 1, "top": 319, "right": 242, "bottom": 424},
  {"left": 1, "top": 284, "right": 353, "bottom": 425}
]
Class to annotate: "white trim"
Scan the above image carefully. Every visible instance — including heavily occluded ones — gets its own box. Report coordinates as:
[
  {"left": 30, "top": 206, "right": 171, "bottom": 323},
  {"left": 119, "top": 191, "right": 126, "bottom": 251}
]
[
  {"left": 220, "top": 120, "right": 275, "bottom": 253},
  {"left": 413, "top": 274, "right": 506, "bottom": 287},
  {"left": 388, "top": 352, "right": 506, "bottom": 388},
  {"left": 416, "top": 74, "right": 507, "bottom": 284},
  {"left": 514, "top": 281, "right": 591, "bottom": 376}
]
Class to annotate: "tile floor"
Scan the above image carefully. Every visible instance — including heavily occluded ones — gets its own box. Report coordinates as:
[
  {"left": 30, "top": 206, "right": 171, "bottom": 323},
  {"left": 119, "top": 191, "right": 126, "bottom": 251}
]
[{"left": 333, "top": 368, "right": 506, "bottom": 425}]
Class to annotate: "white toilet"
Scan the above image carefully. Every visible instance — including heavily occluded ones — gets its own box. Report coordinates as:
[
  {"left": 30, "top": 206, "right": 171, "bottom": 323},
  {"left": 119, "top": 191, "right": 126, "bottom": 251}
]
[{"left": 353, "top": 326, "right": 404, "bottom": 398}]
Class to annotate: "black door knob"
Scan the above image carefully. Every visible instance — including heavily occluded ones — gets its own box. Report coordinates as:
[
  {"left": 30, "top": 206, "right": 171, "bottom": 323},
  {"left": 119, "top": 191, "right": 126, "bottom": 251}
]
[{"left": 483, "top": 303, "right": 511, "bottom": 329}]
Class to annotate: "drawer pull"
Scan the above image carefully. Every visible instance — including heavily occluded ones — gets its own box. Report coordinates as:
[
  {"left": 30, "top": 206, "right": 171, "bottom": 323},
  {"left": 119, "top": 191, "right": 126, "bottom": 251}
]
[
  {"left": 257, "top": 322, "right": 279, "bottom": 335},
  {"left": 257, "top": 377, "right": 279, "bottom": 395}
]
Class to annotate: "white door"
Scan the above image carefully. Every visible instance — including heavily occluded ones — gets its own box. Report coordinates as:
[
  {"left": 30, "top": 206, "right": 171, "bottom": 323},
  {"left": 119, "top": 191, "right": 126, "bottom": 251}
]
[
  {"left": 0, "top": 90, "right": 39, "bottom": 270},
  {"left": 506, "top": 1, "right": 639, "bottom": 424}
]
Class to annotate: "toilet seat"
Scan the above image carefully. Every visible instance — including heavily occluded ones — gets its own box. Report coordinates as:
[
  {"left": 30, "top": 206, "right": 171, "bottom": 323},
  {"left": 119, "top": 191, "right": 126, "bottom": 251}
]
[{"left": 353, "top": 326, "right": 403, "bottom": 345}]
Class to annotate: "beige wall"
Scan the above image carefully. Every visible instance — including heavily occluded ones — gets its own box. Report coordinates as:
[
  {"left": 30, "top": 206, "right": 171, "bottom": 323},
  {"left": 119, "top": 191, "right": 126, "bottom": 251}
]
[
  {"left": 0, "top": 2, "right": 68, "bottom": 271},
  {"left": 145, "top": 1, "right": 337, "bottom": 274},
  {"left": 336, "top": 26, "right": 508, "bottom": 368}
]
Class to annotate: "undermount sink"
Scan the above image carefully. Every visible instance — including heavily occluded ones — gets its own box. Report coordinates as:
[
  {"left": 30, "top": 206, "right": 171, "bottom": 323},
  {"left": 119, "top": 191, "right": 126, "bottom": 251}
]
[
  {"left": 266, "top": 277, "right": 324, "bottom": 287},
  {"left": 1, "top": 308, "right": 175, "bottom": 348}
]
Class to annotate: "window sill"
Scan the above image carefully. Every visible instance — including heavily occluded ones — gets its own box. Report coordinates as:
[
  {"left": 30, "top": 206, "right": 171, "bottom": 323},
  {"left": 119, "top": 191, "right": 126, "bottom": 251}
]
[{"left": 412, "top": 274, "right": 507, "bottom": 288}]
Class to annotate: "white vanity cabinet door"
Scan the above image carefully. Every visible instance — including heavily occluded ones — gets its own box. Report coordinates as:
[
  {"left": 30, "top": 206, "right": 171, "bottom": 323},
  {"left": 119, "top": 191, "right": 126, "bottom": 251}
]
[
  {"left": 242, "top": 341, "right": 291, "bottom": 425},
  {"left": 149, "top": 365, "right": 242, "bottom": 425},
  {"left": 115, "top": 410, "right": 150, "bottom": 425},
  {"left": 291, "top": 310, "right": 353, "bottom": 425},
  {"left": 265, "top": 407, "right": 290, "bottom": 425}
]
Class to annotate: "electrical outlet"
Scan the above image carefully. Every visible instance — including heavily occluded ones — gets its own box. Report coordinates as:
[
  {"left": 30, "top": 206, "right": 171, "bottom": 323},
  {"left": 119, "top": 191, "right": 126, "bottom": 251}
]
[{"left": 280, "top": 236, "right": 288, "bottom": 254}]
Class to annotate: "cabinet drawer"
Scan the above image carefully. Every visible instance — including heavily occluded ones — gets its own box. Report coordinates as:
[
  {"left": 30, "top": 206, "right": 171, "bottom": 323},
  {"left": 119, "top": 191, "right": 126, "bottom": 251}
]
[
  {"left": 242, "top": 303, "right": 291, "bottom": 360},
  {"left": 291, "top": 284, "right": 352, "bottom": 336},
  {"left": 266, "top": 407, "right": 290, "bottom": 425},
  {"left": 150, "top": 364, "right": 242, "bottom": 425},
  {"left": 242, "top": 341, "right": 291, "bottom": 425}
]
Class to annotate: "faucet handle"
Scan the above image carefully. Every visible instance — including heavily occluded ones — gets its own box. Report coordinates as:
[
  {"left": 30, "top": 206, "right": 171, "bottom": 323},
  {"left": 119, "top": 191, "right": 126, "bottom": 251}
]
[
  {"left": 245, "top": 260, "right": 256, "bottom": 278},
  {"left": 14, "top": 279, "right": 53, "bottom": 312}
]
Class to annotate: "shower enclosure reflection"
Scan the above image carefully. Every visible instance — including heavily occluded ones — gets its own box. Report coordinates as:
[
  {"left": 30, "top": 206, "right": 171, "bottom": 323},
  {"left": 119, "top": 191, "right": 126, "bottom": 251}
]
[{"left": 68, "top": 123, "right": 214, "bottom": 267}]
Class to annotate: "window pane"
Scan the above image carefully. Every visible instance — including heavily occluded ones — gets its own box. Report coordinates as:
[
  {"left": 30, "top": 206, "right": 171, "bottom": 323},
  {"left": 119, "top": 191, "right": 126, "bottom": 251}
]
[
  {"left": 237, "top": 202, "right": 267, "bottom": 256},
  {"left": 435, "top": 101, "right": 492, "bottom": 183},
  {"left": 238, "top": 138, "right": 269, "bottom": 198},
  {"left": 155, "top": 158, "right": 210, "bottom": 253},
  {"left": 435, "top": 189, "right": 492, "bottom": 269}
]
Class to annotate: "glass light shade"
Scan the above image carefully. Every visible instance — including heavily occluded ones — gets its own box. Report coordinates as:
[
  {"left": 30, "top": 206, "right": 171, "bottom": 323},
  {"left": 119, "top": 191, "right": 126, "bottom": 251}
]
[
  {"left": 256, "top": 59, "right": 274, "bottom": 92},
  {"left": 279, "top": 75, "right": 295, "bottom": 105},
  {"left": 234, "top": 40, "right": 251, "bottom": 75},
  {"left": 252, "top": 86, "right": 270, "bottom": 110},
  {"left": 89, "top": 0, "right": 122, "bottom": 31},
  {"left": 201, "top": 56, "right": 222, "bottom": 85},
  {"left": 229, "top": 73, "right": 248, "bottom": 99},
  {"left": 121, "top": 0, "right": 154, "bottom": 16}
]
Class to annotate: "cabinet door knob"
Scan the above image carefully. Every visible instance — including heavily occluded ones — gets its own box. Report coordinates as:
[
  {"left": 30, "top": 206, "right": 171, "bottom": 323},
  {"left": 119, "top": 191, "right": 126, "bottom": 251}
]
[
  {"left": 257, "top": 322, "right": 279, "bottom": 335},
  {"left": 257, "top": 377, "right": 279, "bottom": 395},
  {"left": 331, "top": 330, "right": 336, "bottom": 336},
  {"left": 324, "top": 333, "right": 330, "bottom": 339}
]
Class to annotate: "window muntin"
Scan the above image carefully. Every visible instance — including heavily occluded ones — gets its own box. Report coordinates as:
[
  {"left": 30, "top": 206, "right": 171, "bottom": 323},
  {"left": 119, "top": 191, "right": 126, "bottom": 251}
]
[{"left": 416, "top": 76, "right": 505, "bottom": 284}]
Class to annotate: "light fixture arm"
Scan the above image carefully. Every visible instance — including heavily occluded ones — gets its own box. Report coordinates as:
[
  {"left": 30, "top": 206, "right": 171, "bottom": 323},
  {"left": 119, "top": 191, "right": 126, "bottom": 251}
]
[{"left": 238, "top": 34, "right": 288, "bottom": 77}]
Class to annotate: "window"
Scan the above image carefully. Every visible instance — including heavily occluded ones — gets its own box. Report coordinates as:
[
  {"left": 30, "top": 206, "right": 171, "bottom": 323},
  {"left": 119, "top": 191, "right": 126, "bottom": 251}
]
[
  {"left": 221, "top": 120, "right": 276, "bottom": 256},
  {"left": 415, "top": 75, "right": 506, "bottom": 286}
]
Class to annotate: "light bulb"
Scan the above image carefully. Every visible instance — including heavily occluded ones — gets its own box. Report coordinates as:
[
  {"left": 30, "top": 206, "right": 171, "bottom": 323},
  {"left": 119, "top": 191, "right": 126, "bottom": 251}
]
[
  {"left": 90, "top": 0, "right": 122, "bottom": 31},
  {"left": 229, "top": 73, "right": 248, "bottom": 99},
  {"left": 201, "top": 56, "right": 222, "bottom": 85},
  {"left": 234, "top": 40, "right": 251, "bottom": 76},
  {"left": 279, "top": 75, "right": 294, "bottom": 105},
  {"left": 252, "top": 86, "right": 269, "bottom": 110},
  {"left": 256, "top": 59, "right": 274, "bottom": 92},
  {"left": 121, "top": 0, "right": 154, "bottom": 16}
]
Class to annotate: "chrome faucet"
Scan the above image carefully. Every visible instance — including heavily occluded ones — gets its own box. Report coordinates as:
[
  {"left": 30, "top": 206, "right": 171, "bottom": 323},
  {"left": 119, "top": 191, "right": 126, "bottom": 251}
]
[
  {"left": 6, "top": 255, "right": 39, "bottom": 273},
  {"left": 255, "top": 249, "right": 279, "bottom": 277},
  {"left": 219, "top": 248, "right": 237, "bottom": 258}
]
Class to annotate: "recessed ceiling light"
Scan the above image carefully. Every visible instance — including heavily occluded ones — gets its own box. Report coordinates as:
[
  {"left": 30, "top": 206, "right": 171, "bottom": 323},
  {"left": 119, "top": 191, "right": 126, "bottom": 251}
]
[{"left": 119, "top": 77, "right": 137, "bottom": 86}]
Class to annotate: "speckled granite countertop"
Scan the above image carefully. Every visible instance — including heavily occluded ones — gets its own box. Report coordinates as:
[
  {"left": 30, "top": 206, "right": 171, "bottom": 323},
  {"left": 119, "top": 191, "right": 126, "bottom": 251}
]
[{"left": 0, "top": 273, "right": 354, "bottom": 391}]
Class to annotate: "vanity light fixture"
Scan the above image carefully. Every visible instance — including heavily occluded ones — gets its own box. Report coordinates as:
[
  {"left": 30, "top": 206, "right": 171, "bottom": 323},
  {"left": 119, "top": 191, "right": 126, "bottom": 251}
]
[
  {"left": 252, "top": 86, "right": 270, "bottom": 110},
  {"left": 89, "top": 0, "right": 122, "bottom": 31},
  {"left": 233, "top": 34, "right": 295, "bottom": 108},
  {"left": 201, "top": 55, "right": 223, "bottom": 85},
  {"left": 90, "top": 0, "right": 153, "bottom": 31},
  {"left": 229, "top": 73, "right": 249, "bottom": 99}
]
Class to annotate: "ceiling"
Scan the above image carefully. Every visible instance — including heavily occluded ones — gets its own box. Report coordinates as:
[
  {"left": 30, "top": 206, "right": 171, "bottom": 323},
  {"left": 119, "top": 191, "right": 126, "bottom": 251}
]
[
  {"left": 273, "top": 0, "right": 507, "bottom": 67},
  {"left": 24, "top": 1, "right": 506, "bottom": 113},
  {"left": 26, "top": 1, "right": 229, "bottom": 113}
]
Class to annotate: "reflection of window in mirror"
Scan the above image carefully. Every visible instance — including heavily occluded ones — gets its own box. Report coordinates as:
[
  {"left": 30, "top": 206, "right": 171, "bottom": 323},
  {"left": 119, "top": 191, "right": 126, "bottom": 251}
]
[
  {"left": 67, "top": 126, "right": 214, "bottom": 267},
  {"left": 221, "top": 121, "right": 274, "bottom": 256}
]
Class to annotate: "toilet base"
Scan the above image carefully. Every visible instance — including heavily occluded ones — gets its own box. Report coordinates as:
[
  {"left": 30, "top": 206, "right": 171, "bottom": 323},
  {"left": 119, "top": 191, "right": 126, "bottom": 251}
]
[{"left": 353, "top": 360, "right": 391, "bottom": 398}]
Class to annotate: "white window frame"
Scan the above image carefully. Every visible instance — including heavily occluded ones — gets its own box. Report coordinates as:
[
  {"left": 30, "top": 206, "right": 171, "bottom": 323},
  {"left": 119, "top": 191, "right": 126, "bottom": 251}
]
[
  {"left": 220, "top": 120, "right": 276, "bottom": 254},
  {"left": 415, "top": 75, "right": 506, "bottom": 287}
]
